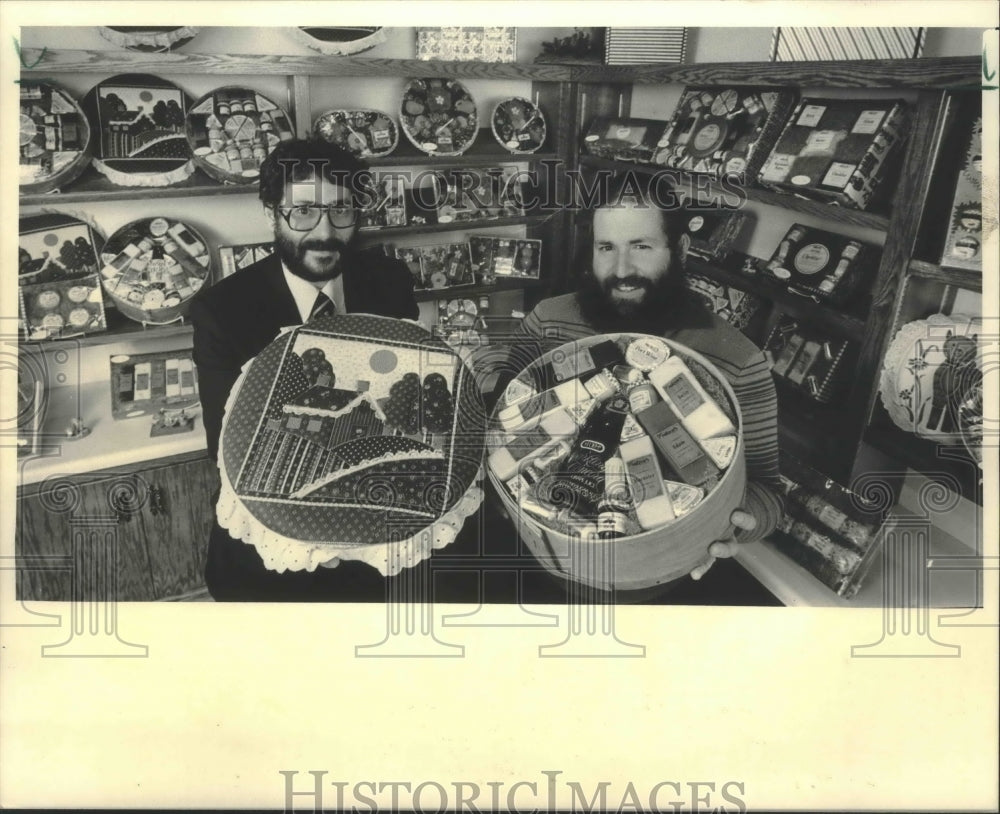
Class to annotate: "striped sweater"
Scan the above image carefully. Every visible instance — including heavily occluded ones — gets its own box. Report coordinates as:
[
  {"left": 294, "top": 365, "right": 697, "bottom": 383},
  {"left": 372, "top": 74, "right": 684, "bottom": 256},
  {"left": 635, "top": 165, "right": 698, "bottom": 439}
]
[{"left": 515, "top": 293, "right": 784, "bottom": 542}]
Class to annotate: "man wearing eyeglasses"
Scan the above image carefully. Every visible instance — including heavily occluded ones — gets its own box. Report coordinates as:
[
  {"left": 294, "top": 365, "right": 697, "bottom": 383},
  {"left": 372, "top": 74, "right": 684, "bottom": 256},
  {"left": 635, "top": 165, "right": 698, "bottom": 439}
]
[{"left": 190, "top": 139, "right": 418, "bottom": 601}]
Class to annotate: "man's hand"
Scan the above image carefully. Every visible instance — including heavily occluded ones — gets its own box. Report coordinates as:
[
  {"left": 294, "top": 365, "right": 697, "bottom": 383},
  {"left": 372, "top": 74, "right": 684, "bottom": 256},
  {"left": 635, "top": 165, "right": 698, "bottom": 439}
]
[{"left": 690, "top": 509, "right": 756, "bottom": 581}]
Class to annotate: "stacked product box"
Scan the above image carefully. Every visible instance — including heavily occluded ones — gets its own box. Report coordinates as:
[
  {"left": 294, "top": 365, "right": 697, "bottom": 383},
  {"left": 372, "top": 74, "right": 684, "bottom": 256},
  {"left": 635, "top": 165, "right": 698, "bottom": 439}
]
[{"left": 487, "top": 335, "right": 740, "bottom": 542}]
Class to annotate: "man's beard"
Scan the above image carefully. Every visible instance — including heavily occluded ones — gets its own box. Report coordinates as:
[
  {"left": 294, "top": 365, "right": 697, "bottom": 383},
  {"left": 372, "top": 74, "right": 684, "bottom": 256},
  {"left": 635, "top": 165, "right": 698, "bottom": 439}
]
[
  {"left": 276, "top": 233, "right": 353, "bottom": 283},
  {"left": 576, "top": 258, "right": 692, "bottom": 334}
]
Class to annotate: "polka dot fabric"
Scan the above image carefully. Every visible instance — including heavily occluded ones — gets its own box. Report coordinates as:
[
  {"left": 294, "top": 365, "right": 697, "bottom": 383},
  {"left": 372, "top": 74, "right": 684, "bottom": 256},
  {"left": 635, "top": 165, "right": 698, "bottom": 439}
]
[{"left": 220, "top": 314, "right": 485, "bottom": 550}]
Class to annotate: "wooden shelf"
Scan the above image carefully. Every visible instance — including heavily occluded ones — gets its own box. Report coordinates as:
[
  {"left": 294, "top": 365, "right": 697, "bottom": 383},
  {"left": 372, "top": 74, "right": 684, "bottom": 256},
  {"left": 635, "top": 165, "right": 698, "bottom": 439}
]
[
  {"left": 577, "top": 156, "right": 892, "bottom": 231},
  {"left": 413, "top": 277, "right": 544, "bottom": 303},
  {"left": 358, "top": 214, "right": 548, "bottom": 241},
  {"left": 19, "top": 309, "right": 193, "bottom": 351},
  {"left": 21, "top": 48, "right": 577, "bottom": 81},
  {"left": 571, "top": 56, "right": 981, "bottom": 89},
  {"left": 370, "top": 132, "right": 558, "bottom": 168},
  {"left": 687, "top": 254, "right": 868, "bottom": 338},
  {"left": 864, "top": 411, "right": 982, "bottom": 505},
  {"left": 908, "top": 259, "right": 982, "bottom": 292},
  {"left": 19, "top": 165, "right": 256, "bottom": 206},
  {"left": 22, "top": 49, "right": 979, "bottom": 91}
]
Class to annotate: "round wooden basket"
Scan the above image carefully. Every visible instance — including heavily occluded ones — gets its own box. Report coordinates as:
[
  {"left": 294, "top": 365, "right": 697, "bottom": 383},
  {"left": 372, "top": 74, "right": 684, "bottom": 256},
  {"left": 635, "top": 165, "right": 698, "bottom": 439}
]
[
  {"left": 82, "top": 74, "right": 195, "bottom": 188},
  {"left": 185, "top": 86, "right": 295, "bottom": 184},
  {"left": 19, "top": 81, "right": 93, "bottom": 196},
  {"left": 490, "top": 97, "right": 547, "bottom": 155},
  {"left": 399, "top": 78, "right": 478, "bottom": 157},
  {"left": 313, "top": 109, "right": 399, "bottom": 159},
  {"left": 100, "top": 217, "right": 211, "bottom": 325},
  {"left": 487, "top": 333, "right": 746, "bottom": 591}
]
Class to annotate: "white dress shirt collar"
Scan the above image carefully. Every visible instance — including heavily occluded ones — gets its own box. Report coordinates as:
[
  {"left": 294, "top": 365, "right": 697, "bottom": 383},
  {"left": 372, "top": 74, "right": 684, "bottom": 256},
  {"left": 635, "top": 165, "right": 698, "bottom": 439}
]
[{"left": 281, "top": 264, "right": 345, "bottom": 323}]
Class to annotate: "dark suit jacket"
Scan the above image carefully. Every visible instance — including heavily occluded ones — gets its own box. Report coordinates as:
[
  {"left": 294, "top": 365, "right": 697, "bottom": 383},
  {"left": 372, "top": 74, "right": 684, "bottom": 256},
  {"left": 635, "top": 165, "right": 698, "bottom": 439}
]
[
  {"left": 190, "top": 249, "right": 418, "bottom": 461},
  {"left": 189, "top": 249, "right": 419, "bottom": 601}
]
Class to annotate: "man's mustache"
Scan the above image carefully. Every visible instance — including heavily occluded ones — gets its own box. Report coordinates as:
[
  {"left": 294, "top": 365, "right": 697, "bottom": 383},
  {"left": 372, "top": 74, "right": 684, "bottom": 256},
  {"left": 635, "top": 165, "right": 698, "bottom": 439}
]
[
  {"left": 298, "top": 238, "right": 349, "bottom": 254},
  {"left": 603, "top": 276, "right": 652, "bottom": 291}
]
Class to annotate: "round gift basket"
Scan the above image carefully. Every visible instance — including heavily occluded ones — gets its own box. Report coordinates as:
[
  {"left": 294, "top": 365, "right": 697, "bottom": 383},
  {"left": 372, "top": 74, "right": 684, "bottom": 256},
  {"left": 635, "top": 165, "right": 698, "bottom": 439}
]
[
  {"left": 82, "top": 74, "right": 195, "bottom": 187},
  {"left": 19, "top": 81, "right": 93, "bottom": 195},
  {"left": 491, "top": 97, "right": 547, "bottom": 154},
  {"left": 216, "top": 314, "right": 485, "bottom": 575},
  {"left": 399, "top": 78, "right": 478, "bottom": 157},
  {"left": 99, "top": 216, "right": 211, "bottom": 325},
  {"left": 313, "top": 109, "right": 399, "bottom": 159},
  {"left": 486, "top": 333, "right": 746, "bottom": 591},
  {"left": 879, "top": 313, "right": 983, "bottom": 445},
  {"left": 185, "top": 86, "right": 295, "bottom": 184}
]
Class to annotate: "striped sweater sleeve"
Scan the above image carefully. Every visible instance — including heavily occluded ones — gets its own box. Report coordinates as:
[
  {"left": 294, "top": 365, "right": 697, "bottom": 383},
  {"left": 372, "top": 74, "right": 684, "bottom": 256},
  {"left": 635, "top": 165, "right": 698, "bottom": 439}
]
[{"left": 726, "top": 349, "right": 784, "bottom": 542}]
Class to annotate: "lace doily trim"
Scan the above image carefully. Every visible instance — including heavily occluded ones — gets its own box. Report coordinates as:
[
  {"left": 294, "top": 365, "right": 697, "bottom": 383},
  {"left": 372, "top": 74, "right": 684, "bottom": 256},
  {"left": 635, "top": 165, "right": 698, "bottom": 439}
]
[
  {"left": 98, "top": 26, "right": 200, "bottom": 50},
  {"left": 91, "top": 157, "right": 195, "bottom": 188}
]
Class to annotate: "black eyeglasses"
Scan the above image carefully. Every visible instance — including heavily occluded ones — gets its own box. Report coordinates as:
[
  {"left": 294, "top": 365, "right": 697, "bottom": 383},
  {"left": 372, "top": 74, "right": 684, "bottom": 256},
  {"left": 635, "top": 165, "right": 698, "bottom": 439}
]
[{"left": 273, "top": 204, "right": 358, "bottom": 231}]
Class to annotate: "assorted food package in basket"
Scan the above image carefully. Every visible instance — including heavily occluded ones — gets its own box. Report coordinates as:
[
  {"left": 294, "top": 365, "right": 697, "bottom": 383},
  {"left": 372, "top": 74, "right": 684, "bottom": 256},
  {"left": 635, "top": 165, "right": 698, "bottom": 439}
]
[{"left": 487, "top": 334, "right": 741, "bottom": 543}]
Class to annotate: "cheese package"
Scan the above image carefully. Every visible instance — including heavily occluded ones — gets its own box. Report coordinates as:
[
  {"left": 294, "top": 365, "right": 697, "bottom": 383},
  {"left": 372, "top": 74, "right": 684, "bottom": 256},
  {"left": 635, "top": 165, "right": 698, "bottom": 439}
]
[
  {"left": 758, "top": 97, "right": 909, "bottom": 210},
  {"left": 647, "top": 356, "right": 736, "bottom": 440}
]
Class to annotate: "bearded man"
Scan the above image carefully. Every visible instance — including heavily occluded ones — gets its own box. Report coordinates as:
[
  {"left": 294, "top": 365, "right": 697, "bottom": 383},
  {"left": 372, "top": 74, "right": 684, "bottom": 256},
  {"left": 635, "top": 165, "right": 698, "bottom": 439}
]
[
  {"left": 190, "top": 139, "right": 417, "bottom": 600},
  {"left": 515, "top": 171, "right": 784, "bottom": 578}
]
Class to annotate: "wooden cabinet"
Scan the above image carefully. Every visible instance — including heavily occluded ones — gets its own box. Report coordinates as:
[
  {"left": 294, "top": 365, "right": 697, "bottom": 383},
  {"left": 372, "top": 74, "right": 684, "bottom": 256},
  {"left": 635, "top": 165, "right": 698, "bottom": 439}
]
[
  {"left": 562, "top": 57, "right": 982, "bottom": 499},
  {"left": 16, "top": 453, "right": 217, "bottom": 601}
]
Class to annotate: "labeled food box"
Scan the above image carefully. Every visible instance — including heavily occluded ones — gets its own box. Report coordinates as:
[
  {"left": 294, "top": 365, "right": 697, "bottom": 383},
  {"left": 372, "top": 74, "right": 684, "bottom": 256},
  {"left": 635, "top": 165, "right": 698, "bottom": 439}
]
[
  {"left": 82, "top": 74, "right": 194, "bottom": 187},
  {"left": 218, "top": 241, "right": 275, "bottom": 278},
  {"left": 110, "top": 349, "right": 200, "bottom": 419},
  {"left": 773, "top": 454, "right": 886, "bottom": 599},
  {"left": 20, "top": 274, "right": 108, "bottom": 341},
  {"left": 653, "top": 87, "right": 797, "bottom": 180},
  {"left": 684, "top": 273, "right": 761, "bottom": 332},
  {"left": 399, "top": 78, "right": 478, "bottom": 157},
  {"left": 358, "top": 175, "right": 408, "bottom": 230},
  {"left": 397, "top": 243, "right": 474, "bottom": 290},
  {"left": 764, "top": 314, "right": 850, "bottom": 403},
  {"left": 19, "top": 81, "right": 92, "bottom": 195},
  {"left": 758, "top": 97, "right": 909, "bottom": 209},
  {"left": 681, "top": 209, "right": 750, "bottom": 262},
  {"left": 762, "top": 223, "right": 877, "bottom": 305},
  {"left": 940, "top": 116, "right": 983, "bottom": 271},
  {"left": 582, "top": 117, "right": 667, "bottom": 163},
  {"left": 469, "top": 236, "right": 542, "bottom": 281},
  {"left": 186, "top": 86, "right": 294, "bottom": 184}
]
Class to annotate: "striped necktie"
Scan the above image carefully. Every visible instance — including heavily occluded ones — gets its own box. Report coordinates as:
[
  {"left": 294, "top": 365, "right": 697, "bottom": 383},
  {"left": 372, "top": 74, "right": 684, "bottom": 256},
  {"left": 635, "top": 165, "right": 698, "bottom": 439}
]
[{"left": 309, "top": 291, "right": 336, "bottom": 322}]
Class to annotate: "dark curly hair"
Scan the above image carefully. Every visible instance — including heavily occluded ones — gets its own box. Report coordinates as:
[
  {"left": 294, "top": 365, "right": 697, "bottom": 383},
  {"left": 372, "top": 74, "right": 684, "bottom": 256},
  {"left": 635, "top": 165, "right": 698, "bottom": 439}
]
[{"left": 258, "top": 139, "right": 370, "bottom": 208}]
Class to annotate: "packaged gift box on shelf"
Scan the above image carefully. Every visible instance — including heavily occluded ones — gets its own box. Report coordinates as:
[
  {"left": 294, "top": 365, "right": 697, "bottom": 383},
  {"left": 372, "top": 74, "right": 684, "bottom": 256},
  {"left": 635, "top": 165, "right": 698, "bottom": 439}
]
[
  {"left": 582, "top": 117, "right": 668, "bottom": 163},
  {"left": 772, "top": 454, "right": 887, "bottom": 598},
  {"left": 762, "top": 223, "right": 878, "bottom": 305},
  {"left": 940, "top": 116, "right": 983, "bottom": 271},
  {"left": 486, "top": 333, "right": 745, "bottom": 591},
  {"left": 757, "top": 97, "right": 910, "bottom": 210},
  {"left": 764, "top": 314, "right": 850, "bottom": 403}
]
